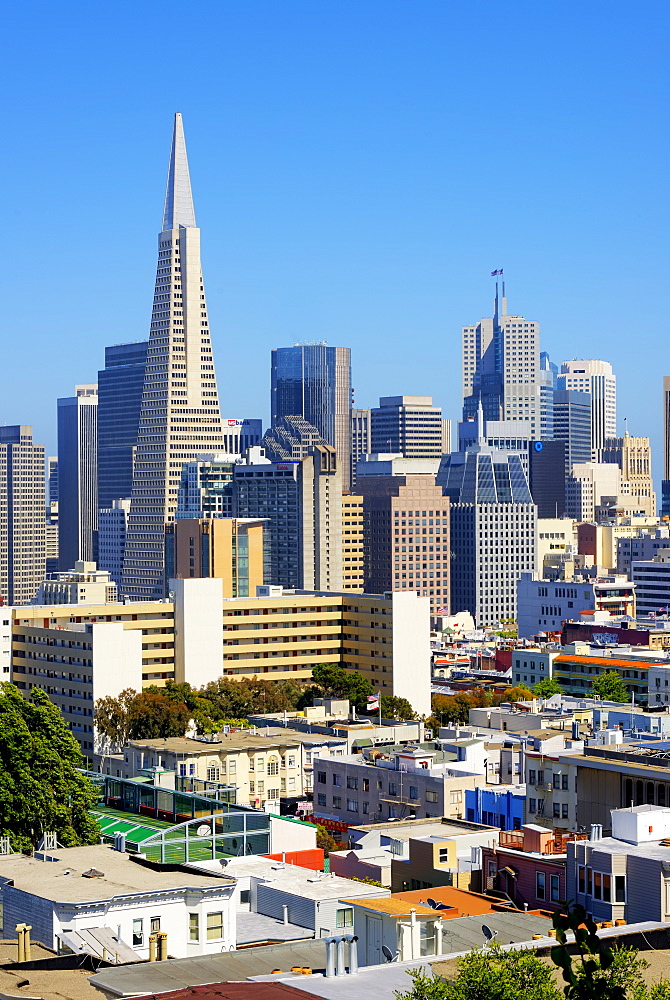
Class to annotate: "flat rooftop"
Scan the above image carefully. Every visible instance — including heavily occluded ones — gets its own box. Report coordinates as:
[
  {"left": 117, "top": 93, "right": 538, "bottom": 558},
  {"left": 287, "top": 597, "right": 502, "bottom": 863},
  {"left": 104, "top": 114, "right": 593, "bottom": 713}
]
[
  {"left": 129, "top": 729, "right": 346, "bottom": 754},
  {"left": 0, "top": 845, "right": 235, "bottom": 902},
  {"left": 350, "top": 818, "right": 495, "bottom": 841}
]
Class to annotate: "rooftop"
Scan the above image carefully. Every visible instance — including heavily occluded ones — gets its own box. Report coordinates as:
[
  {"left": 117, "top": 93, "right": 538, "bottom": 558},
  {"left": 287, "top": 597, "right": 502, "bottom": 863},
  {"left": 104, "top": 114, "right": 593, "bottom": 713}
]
[
  {"left": 0, "top": 845, "right": 235, "bottom": 902},
  {"left": 129, "top": 729, "right": 345, "bottom": 754}
]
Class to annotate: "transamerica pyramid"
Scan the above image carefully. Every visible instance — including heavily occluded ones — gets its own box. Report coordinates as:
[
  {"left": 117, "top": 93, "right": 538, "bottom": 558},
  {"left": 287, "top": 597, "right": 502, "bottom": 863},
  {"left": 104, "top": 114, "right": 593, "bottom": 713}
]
[{"left": 121, "top": 113, "right": 223, "bottom": 598}]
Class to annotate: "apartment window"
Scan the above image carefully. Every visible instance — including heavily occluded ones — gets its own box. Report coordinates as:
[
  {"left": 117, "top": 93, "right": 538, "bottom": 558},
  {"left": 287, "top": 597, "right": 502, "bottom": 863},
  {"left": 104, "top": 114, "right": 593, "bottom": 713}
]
[
  {"left": 450, "top": 790, "right": 462, "bottom": 804},
  {"left": 529, "top": 769, "right": 536, "bottom": 785},
  {"left": 206, "top": 912, "right": 224, "bottom": 940},
  {"left": 317, "top": 771, "right": 326, "bottom": 784},
  {"left": 189, "top": 913, "right": 199, "bottom": 941},
  {"left": 207, "top": 767, "right": 220, "bottom": 782},
  {"left": 594, "top": 871, "right": 602, "bottom": 900},
  {"left": 602, "top": 873, "right": 611, "bottom": 902},
  {"left": 536, "top": 872, "right": 546, "bottom": 900},
  {"left": 287, "top": 755, "right": 296, "bottom": 768},
  {"left": 333, "top": 796, "right": 342, "bottom": 808},
  {"left": 426, "top": 790, "right": 438, "bottom": 803},
  {"left": 132, "top": 919, "right": 143, "bottom": 947},
  {"left": 550, "top": 875, "right": 560, "bottom": 902},
  {"left": 179, "top": 764, "right": 186, "bottom": 777},
  {"left": 389, "top": 782, "right": 397, "bottom": 796},
  {"left": 529, "top": 798, "right": 536, "bottom": 813},
  {"left": 189, "top": 764, "right": 195, "bottom": 776},
  {"left": 363, "top": 802, "right": 369, "bottom": 813},
  {"left": 333, "top": 774, "right": 341, "bottom": 786},
  {"left": 562, "top": 804, "right": 569, "bottom": 819},
  {"left": 578, "top": 866, "right": 585, "bottom": 894},
  {"left": 150, "top": 916, "right": 161, "bottom": 933},
  {"left": 615, "top": 875, "right": 626, "bottom": 902},
  {"left": 268, "top": 759, "right": 279, "bottom": 776},
  {"left": 553, "top": 774, "right": 560, "bottom": 789},
  {"left": 487, "top": 860, "right": 497, "bottom": 879},
  {"left": 336, "top": 908, "right": 353, "bottom": 928},
  {"left": 347, "top": 799, "right": 358, "bottom": 812},
  {"left": 363, "top": 778, "right": 370, "bottom": 792},
  {"left": 317, "top": 793, "right": 326, "bottom": 806},
  {"left": 562, "top": 774, "right": 569, "bottom": 790},
  {"left": 553, "top": 803, "right": 561, "bottom": 818},
  {"left": 347, "top": 776, "right": 358, "bottom": 790}
]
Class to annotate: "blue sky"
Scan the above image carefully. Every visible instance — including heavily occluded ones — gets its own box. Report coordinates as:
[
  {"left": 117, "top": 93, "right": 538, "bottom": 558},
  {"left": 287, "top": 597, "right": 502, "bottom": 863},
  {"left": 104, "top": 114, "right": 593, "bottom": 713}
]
[{"left": 2, "top": 0, "right": 669, "bottom": 480}]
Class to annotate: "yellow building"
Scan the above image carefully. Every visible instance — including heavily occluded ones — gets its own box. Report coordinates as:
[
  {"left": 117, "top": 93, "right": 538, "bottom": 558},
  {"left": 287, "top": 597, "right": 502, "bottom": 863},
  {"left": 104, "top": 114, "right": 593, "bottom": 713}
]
[
  {"left": 165, "top": 517, "right": 265, "bottom": 597},
  {"left": 341, "top": 493, "right": 364, "bottom": 592}
]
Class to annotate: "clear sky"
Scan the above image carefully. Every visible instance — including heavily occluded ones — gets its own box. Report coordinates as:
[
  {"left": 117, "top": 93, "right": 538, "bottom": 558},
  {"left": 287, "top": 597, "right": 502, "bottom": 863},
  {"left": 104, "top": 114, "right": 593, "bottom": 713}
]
[{"left": 3, "top": 0, "right": 669, "bottom": 479}]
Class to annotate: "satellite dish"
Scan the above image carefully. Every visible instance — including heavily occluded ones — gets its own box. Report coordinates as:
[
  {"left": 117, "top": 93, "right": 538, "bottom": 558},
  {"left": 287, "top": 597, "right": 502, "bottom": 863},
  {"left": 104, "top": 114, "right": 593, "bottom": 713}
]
[
  {"left": 435, "top": 903, "right": 448, "bottom": 910},
  {"left": 196, "top": 824, "right": 212, "bottom": 837},
  {"left": 482, "top": 924, "right": 494, "bottom": 940},
  {"left": 381, "top": 945, "right": 398, "bottom": 962},
  {"left": 426, "top": 898, "right": 438, "bottom": 909}
]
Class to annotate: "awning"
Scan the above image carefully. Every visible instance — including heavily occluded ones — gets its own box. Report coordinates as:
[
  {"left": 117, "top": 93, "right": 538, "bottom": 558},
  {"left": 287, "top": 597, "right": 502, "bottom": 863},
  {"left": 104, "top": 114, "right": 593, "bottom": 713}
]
[{"left": 499, "top": 865, "right": 519, "bottom": 877}]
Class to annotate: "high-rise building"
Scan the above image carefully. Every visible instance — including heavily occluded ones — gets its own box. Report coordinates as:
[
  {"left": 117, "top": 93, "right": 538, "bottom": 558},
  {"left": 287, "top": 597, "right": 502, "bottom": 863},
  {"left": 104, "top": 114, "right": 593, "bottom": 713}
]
[
  {"left": 663, "top": 377, "right": 670, "bottom": 517},
  {"left": 558, "top": 360, "right": 616, "bottom": 456},
  {"left": 528, "top": 440, "right": 567, "bottom": 518},
  {"left": 220, "top": 418, "right": 262, "bottom": 457},
  {"left": 261, "top": 415, "right": 327, "bottom": 461},
  {"left": 341, "top": 493, "right": 364, "bottom": 592},
  {"left": 370, "top": 396, "right": 444, "bottom": 459},
  {"left": 539, "top": 351, "right": 558, "bottom": 440},
  {"left": 462, "top": 280, "right": 542, "bottom": 438},
  {"left": 438, "top": 432, "right": 537, "bottom": 628},
  {"left": 350, "top": 408, "right": 371, "bottom": 488},
  {"left": 553, "top": 389, "right": 592, "bottom": 477},
  {"left": 176, "top": 455, "right": 235, "bottom": 520},
  {"left": 598, "top": 433, "right": 657, "bottom": 517},
  {"left": 359, "top": 474, "right": 450, "bottom": 617},
  {"left": 97, "top": 341, "right": 148, "bottom": 510},
  {"left": 57, "top": 384, "right": 98, "bottom": 570},
  {"left": 98, "top": 498, "right": 131, "bottom": 588},
  {"left": 233, "top": 448, "right": 342, "bottom": 591},
  {"left": 0, "top": 425, "right": 46, "bottom": 605},
  {"left": 46, "top": 456, "right": 59, "bottom": 575},
  {"left": 565, "top": 462, "right": 621, "bottom": 522},
  {"left": 271, "top": 344, "right": 351, "bottom": 490},
  {"left": 122, "top": 113, "right": 223, "bottom": 599},
  {"left": 165, "top": 517, "right": 265, "bottom": 597}
]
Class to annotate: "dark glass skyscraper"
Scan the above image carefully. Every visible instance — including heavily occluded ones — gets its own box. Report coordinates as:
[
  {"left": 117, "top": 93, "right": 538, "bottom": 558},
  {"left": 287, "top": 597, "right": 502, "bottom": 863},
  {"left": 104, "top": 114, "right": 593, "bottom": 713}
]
[
  {"left": 271, "top": 344, "right": 351, "bottom": 490},
  {"left": 97, "top": 341, "right": 149, "bottom": 510}
]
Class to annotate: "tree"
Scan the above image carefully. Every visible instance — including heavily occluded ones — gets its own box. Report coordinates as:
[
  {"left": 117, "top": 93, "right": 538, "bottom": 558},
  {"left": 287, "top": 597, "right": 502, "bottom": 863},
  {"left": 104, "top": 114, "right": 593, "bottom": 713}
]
[
  {"left": 380, "top": 695, "right": 417, "bottom": 720},
  {"left": 311, "top": 664, "right": 374, "bottom": 711},
  {"left": 94, "top": 687, "right": 137, "bottom": 752},
  {"left": 0, "top": 684, "right": 100, "bottom": 852},
  {"left": 315, "top": 824, "right": 337, "bottom": 856},
  {"left": 533, "top": 678, "right": 564, "bottom": 698},
  {"left": 127, "top": 691, "right": 191, "bottom": 739},
  {"left": 396, "top": 941, "right": 560, "bottom": 1000},
  {"left": 592, "top": 670, "right": 629, "bottom": 704}
]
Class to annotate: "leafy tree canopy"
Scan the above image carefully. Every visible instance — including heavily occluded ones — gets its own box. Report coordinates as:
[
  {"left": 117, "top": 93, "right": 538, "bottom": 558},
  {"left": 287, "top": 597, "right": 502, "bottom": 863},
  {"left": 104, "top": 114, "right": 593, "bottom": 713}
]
[
  {"left": 533, "top": 677, "right": 564, "bottom": 698},
  {"left": 94, "top": 687, "right": 190, "bottom": 749},
  {"left": 0, "top": 684, "right": 100, "bottom": 852},
  {"left": 311, "top": 663, "right": 375, "bottom": 711},
  {"left": 380, "top": 695, "right": 417, "bottom": 721},
  {"left": 592, "top": 670, "right": 629, "bottom": 704}
]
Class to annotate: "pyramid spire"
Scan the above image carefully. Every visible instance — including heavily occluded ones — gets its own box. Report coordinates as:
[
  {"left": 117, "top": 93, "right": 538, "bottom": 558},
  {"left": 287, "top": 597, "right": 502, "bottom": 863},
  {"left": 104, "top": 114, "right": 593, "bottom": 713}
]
[{"left": 162, "top": 112, "right": 196, "bottom": 231}]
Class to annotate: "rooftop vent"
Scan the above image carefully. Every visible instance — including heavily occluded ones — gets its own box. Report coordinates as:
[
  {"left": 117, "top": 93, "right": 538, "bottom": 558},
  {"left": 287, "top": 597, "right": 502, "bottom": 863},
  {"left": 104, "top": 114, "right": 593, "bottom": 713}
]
[{"left": 82, "top": 868, "right": 105, "bottom": 878}]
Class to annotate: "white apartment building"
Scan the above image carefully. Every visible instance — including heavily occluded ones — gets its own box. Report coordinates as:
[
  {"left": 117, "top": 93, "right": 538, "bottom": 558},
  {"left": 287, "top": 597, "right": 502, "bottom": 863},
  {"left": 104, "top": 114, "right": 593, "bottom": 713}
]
[
  {"left": 536, "top": 517, "right": 578, "bottom": 579},
  {"left": 517, "top": 571, "right": 636, "bottom": 637},
  {"left": 37, "top": 561, "right": 118, "bottom": 605},
  {"left": 559, "top": 360, "right": 616, "bottom": 455},
  {"left": 97, "top": 498, "right": 131, "bottom": 588},
  {"left": 617, "top": 529, "right": 670, "bottom": 576},
  {"left": 566, "top": 463, "right": 621, "bottom": 522},
  {"left": 631, "top": 555, "right": 670, "bottom": 617},
  {"left": 511, "top": 647, "right": 561, "bottom": 687}
]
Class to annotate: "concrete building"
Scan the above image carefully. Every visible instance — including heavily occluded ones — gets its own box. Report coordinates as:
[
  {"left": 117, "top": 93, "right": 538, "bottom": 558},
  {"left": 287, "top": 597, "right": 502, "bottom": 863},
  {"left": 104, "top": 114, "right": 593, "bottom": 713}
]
[
  {"left": 313, "top": 745, "right": 482, "bottom": 827},
  {"left": 631, "top": 555, "right": 670, "bottom": 616},
  {"left": 261, "top": 415, "right": 329, "bottom": 462},
  {"left": 529, "top": 439, "right": 567, "bottom": 518},
  {"left": 356, "top": 454, "right": 441, "bottom": 479},
  {"left": 350, "top": 407, "right": 371, "bottom": 489},
  {"left": 10, "top": 582, "right": 431, "bottom": 717},
  {"left": 0, "top": 844, "right": 237, "bottom": 959},
  {"left": 617, "top": 528, "right": 670, "bottom": 576},
  {"left": 220, "top": 417, "right": 262, "bottom": 457},
  {"left": 57, "top": 384, "right": 98, "bottom": 569},
  {"left": 511, "top": 647, "right": 561, "bottom": 687},
  {"left": 559, "top": 360, "right": 616, "bottom": 456},
  {"left": 554, "top": 389, "right": 592, "bottom": 477},
  {"left": 457, "top": 417, "right": 531, "bottom": 471},
  {"left": 0, "top": 425, "right": 46, "bottom": 606},
  {"left": 97, "top": 498, "right": 131, "bottom": 588},
  {"left": 370, "top": 396, "right": 444, "bottom": 460},
  {"left": 517, "top": 572, "right": 636, "bottom": 637},
  {"left": 11, "top": 619, "right": 142, "bottom": 760},
  {"left": 358, "top": 473, "right": 450, "bottom": 617},
  {"left": 341, "top": 493, "right": 364, "bottom": 591},
  {"left": 125, "top": 729, "right": 347, "bottom": 812},
  {"left": 233, "top": 447, "right": 343, "bottom": 592},
  {"left": 271, "top": 344, "right": 351, "bottom": 491},
  {"left": 97, "top": 341, "right": 148, "bottom": 510},
  {"left": 465, "top": 785, "right": 526, "bottom": 831},
  {"left": 37, "top": 560, "right": 118, "bottom": 605},
  {"left": 46, "top": 455, "right": 59, "bottom": 576},
  {"left": 599, "top": 433, "right": 656, "bottom": 517},
  {"left": 122, "top": 114, "right": 224, "bottom": 599},
  {"left": 552, "top": 644, "right": 663, "bottom": 701},
  {"left": 462, "top": 280, "right": 542, "bottom": 439},
  {"left": 165, "top": 517, "right": 265, "bottom": 596},
  {"left": 176, "top": 455, "right": 235, "bottom": 519},
  {"left": 566, "top": 462, "right": 622, "bottom": 522},
  {"left": 438, "top": 435, "right": 537, "bottom": 628},
  {"left": 536, "top": 517, "right": 578, "bottom": 580}
]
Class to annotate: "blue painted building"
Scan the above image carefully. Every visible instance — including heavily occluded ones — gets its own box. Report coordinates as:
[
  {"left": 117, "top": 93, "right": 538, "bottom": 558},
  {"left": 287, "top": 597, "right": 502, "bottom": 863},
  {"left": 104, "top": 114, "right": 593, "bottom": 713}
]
[{"left": 465, "top": 785, "right": 525, "bottom": 831}]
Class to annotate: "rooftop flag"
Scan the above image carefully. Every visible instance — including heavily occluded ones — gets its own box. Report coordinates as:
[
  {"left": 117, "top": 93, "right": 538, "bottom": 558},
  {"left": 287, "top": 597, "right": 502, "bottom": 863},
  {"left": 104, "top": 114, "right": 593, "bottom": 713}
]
[{"left": 491, "top": 268, "right": 504, "bottom": 276}]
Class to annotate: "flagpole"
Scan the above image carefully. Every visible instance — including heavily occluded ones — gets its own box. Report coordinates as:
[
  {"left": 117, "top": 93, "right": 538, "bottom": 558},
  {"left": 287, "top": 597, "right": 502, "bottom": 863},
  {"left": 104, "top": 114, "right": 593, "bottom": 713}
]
[{"left": 379, "top": 692, "right": 382, "bottom": 727}]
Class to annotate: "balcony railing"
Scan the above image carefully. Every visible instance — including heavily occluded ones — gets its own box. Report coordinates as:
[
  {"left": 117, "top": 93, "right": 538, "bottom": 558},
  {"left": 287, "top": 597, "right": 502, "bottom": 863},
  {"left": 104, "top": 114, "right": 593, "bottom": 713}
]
[{"left": 499, "top": 829, "right": 589, "bottom": 854}]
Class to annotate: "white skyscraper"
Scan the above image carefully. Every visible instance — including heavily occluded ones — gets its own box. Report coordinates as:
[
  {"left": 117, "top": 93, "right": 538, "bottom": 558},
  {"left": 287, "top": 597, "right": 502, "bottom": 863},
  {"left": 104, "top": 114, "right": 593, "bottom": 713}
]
[
  {"left": 121, "top": 114, "right": 223, "bottom": 599},
  {"left": 558, "top": 359, "right": 616, "bottom": 455},
  {"left": 57, "top": 384, "right": 98, "bottom": 570},
  {"left": 462, "top": 281, "right": 541, "bottom": 439}
]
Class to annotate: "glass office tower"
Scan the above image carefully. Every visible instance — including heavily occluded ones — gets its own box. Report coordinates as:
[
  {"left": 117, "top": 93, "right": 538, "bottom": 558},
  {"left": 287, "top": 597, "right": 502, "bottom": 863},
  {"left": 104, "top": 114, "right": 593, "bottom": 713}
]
[{"left": 97, "top": 341, "right": 149, "bottom": 510}]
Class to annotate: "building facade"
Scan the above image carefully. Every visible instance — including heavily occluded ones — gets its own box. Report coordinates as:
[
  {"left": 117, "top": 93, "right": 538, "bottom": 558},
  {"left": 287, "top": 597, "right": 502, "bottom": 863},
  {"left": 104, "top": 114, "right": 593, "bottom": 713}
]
[
  {"left": 0, "top": 426, "right": 46, "bottom": 606},
  {"left": 98, "top": 498, "right": 131, "bottom": 588},
  {"left": 57, "top": 384, "right": 98, "bottom": 570},
  {"left": 598, "top": 433, "right": 656, "bottom": 517},
  {"left": 553, "top": 388, "right": 592, "bottom": 476},
  {"left": 271, "top": 344, "right": 351, "bottom": 491},
  {"left": 165, "top": 517, "right": 265, "bottom": 597},
  {"left": 341, "top": 493, "right": 364, "bottom": 592},
  {"left": 370, "top": 396, "right": 444, "bottom": 459},
  {"left": 350, "top": 408, "right": 371, "bottom": 489},
  {"left": 559, "top": 360, "right": 616, "bottom": 456},
  {"left": 97, "top": 341, "right": 148, "bottom": 510},
  {"left": 122, "top": 113, "right": 224, "bottom": 599},
  {"left": 220, "top": 417, "right": 262, "bottom": 456}
]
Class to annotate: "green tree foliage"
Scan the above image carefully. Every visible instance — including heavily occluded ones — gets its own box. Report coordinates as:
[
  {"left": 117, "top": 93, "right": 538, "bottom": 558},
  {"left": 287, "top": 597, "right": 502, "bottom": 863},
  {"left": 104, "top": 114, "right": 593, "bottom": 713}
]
[
  {"left": 311, "top": 663, "right": 375, "bottom": 711},
  {"left": 196, "top": 677, "right": 306, "bottom": 723},
  {"left": 395, "top": 941, "right": 560, "bottom": 1000},
  {"left": 94, "top": 687, "right": 190, "bottom": 747},
  {"left": 533, "top": 678, "right": 564, "bottom": 698},
  {"left": 592, "top": 670, "right": 629, "bottom": 704},
  {"left": 315, "top": 824, "right": 337, "bottom": 856},
  {"left": 0, "top": 684, "right": 100, "bottom": 852},
  {"left": 380, "top": 695, "right": 417, "bottom": 720}
]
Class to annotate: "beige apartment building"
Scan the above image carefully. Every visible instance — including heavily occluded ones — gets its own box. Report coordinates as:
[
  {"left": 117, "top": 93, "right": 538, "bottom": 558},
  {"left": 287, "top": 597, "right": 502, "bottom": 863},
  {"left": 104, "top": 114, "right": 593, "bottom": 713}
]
[
  {"left": 165, "top": 517, "right": 265, "bottom": 597},
  {"left": 341, "top": 493, "right": 364, "bottom": 592},
  {"left": 358, "top": 474, "right": 450, "bottom": 617},
  {"left": 125, "top": 729, "right": 347, "bottom": 811}
]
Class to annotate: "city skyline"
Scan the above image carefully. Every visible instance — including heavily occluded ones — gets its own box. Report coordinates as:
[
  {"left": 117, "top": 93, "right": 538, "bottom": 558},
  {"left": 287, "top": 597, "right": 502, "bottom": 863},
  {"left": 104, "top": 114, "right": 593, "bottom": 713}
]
[{"left": 1, "top": 2, "right": 668, "bottom": 485}]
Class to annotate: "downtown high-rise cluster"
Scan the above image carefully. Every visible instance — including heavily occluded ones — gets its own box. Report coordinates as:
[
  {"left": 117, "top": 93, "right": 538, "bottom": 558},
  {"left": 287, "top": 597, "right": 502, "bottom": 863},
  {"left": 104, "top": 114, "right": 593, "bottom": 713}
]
[{"left": 0, "top": 113, "right": 666, "bottom": 635}]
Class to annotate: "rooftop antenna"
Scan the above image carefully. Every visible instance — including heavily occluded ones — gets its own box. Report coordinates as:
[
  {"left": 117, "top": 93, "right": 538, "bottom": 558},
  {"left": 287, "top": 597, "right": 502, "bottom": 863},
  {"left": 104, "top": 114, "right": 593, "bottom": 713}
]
[{"left": 482, "top": 924, "right": 498, "bottom": 948}]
